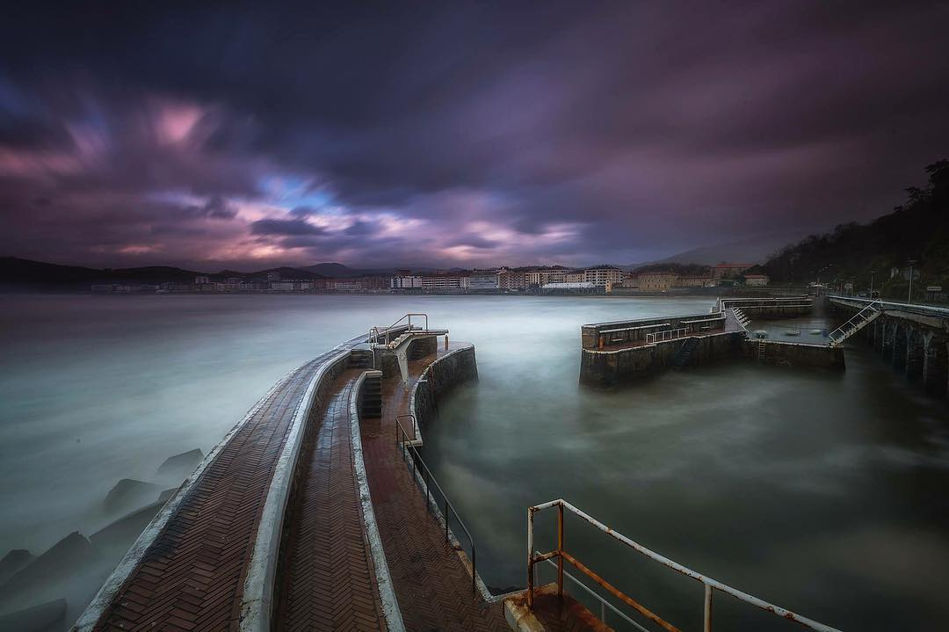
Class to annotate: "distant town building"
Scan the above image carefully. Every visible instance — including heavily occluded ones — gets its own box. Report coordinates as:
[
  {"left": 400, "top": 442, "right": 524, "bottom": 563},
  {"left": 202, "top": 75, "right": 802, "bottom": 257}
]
[
  {"left": 391, "top": 275, "right": 423, "bottom": 289},
  {"left": 675, "top": 276, "right": 715, "bottom": 288},
  {"left": 497, "top": 268, "right": 527, "bottom": 290},
  {"left": 637, "top": 272, "right": 678, "bottom": 291},
  {"left": 420, "top": 274, "right": 469, "bottom": 291},
  {"left": 469, "top": 270, "right": 499, "bottom": 290},
  {"left": 584, "top": 265, "right": 623, "bottom": 287},
  {"left": 267, "top": 271, "right": 281, "bottom": 282},
  {"left": 541, "top": 281, "right": 596, "bottom": 293},
  {"left": 744, "top": 274, "right": 769, "bottom": 287},
  {"left": 194, "top": 275, "right": 210, "bottom": 285},
  {"left": 712, "top": 263, "right": 752, "bottom": 279}
]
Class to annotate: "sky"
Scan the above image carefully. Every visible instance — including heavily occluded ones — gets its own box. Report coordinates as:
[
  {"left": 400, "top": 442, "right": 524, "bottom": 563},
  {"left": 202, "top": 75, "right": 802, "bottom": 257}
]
[{"left": 1, "top": 1, "right": 948, "bottom": 271}]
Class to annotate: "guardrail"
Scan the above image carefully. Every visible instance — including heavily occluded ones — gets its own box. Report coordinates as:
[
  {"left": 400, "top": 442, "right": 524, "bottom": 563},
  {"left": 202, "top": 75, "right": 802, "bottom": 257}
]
[
  {"left": 369, "top": 313, "right": 430, "bottom": 347},
  {"left": 527, "top": 499, "right": 841, "bottom": 632},
  {"left": 644, "top": 328, "right": 690, "bottom": 344},
  {"left": 394, "top": 414, "right": 478, "bottom": 593}
]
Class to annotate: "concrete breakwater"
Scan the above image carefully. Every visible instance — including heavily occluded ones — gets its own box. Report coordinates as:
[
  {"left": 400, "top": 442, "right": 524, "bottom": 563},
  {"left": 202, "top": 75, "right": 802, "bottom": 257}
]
[
  {"left": 411, "top": 345, "right": 479, "bottom": 439},
  {"left": 579, "top": 297, "right": 843, "bottom": 386}
]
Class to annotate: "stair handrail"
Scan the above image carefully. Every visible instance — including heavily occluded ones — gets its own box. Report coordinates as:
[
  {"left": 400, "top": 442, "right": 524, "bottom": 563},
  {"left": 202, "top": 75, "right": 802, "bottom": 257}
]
[
  {"left": 394, "top": 414, "right": 478, "bottom": 594},
  {"left": 370, "top": 313, "right": 430, "bottom": 347},
  {"left": 827, "top": 300, "right": 881, "bottom": 346}
]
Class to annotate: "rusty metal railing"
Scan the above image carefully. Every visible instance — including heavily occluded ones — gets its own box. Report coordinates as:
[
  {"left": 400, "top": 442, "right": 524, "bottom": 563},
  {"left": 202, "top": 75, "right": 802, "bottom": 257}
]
[
  {"left": 527, "top": 499, "right": 842, "bottom": 632},
  {"left": 395, "top": 414, "right": 477, "bottom": 593}
]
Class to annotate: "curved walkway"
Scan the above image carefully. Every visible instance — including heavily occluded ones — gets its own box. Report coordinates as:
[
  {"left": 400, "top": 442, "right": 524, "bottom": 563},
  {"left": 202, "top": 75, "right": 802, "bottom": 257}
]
[
  {"left": 274, "top": 370, "right": 386, "bottom": 632},
  {"left": 76, "top": 343, "right": 356, "bottom": 632},
  {"left": 360, "top": 349, "right": 508, "bottom": 631}
]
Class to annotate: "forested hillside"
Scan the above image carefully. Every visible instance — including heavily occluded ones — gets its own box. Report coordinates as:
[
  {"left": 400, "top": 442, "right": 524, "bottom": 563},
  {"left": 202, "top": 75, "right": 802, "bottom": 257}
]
[{"left": 763, "top": 161, "right": 949, "bottom": 299}]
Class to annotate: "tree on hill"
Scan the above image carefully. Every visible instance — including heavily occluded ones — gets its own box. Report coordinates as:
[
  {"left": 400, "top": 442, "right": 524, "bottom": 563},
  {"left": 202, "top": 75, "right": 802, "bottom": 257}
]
[{"left": 763, "top": 160, "right": 949, "bottom": 301}]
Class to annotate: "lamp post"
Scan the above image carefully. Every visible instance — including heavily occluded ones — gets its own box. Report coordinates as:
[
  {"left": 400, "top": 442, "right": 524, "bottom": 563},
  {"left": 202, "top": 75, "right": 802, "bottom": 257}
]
[
  {"left": 907, "top": 260, "right": 916, "bottom": 303},
  {"left": 869, "top": 270, "right": 875, "bottom": 298}
]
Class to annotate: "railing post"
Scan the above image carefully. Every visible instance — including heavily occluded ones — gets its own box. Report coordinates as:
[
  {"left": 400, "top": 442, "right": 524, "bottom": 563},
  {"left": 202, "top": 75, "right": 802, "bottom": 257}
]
[
  {"left": 557, "top": 502, "right": 564, "bottom": 601},
  {"left": 471, "top": 546, "right": 477, "bottom": 594},
  {"left": 424, "top": 467, "right": 430, "bottom": 512},
  {"left": 527, "top": 507, "right": 535, "bottom": 609},
  {"left": 703, "top": 583, "right": 713, "bottom": 632}
]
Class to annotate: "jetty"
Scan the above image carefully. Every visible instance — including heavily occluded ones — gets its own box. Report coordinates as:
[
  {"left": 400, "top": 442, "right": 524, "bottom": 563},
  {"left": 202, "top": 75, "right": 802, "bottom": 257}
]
[
  {"left": 72, "top": 311, "right": 845, "bottom": 632},
  {"left": 579, "top": 296, "right": 844, "bottom": 386}
]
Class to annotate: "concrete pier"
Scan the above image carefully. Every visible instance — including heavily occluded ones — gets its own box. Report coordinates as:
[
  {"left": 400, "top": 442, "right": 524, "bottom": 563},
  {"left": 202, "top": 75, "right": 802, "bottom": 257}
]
[
  {"left": 829, "top": 295, "right": 949, "bottom": 400},
  {"left": 72, "top": 322, "right": 506, "bottom": 631},
  {"left": 579, "top": 297, "right": 842, "bottom": 387}
]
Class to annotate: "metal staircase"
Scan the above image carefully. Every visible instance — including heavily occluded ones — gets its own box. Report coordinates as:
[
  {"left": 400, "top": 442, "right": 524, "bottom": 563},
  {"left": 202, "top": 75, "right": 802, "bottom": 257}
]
[
  {"left": 732, "top": 308, "right": 751, "bottom": 331},
  {"left": 672, "top": 337, "right": 700, "bottom": 369},
  {"left": 827, "top": 301, "right": 882, "bottom": 347}
]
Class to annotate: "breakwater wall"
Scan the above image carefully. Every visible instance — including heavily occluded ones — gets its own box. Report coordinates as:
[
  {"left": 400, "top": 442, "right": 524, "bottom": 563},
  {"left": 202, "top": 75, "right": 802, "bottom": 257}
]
[
  {"left": 716, "top": 296, "right": 813, "bottom": 319},
  {"left": 829, "top": 296, "right": 949, "bottom": 399},
  {"left": 411, "top": 345, "right": 479, "bottom": 439},
  {"left": 580, "top": 331, "right": 745, "bottom": 387},
  {"left": 741, "top": 339, "right": 845, "bottom": 369}
]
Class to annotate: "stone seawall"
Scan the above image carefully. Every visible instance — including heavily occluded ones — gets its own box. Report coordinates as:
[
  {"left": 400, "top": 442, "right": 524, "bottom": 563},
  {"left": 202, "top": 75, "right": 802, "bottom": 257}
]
[
  {"left": 741, "top": 340, "right": 845, "bottom": 369},
  {"left": 411, "top": 345, "right": 479, "bottom": 439},
  {"left": 580, "top": 332, "right": 745, "bottom": 387}
]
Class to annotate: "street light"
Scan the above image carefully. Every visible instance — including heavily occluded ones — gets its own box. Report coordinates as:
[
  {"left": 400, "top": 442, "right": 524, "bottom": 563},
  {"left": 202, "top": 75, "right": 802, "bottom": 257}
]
[
  {"left": 907, "top": 259, "right": 917, "bottom": 303},
  {"left": 869, "top": 270, "right": 875, "bottom": 298}
]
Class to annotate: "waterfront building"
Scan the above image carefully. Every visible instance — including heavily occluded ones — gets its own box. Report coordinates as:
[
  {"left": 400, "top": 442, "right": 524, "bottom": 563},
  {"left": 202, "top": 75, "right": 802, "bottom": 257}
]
[
  {"left": 583, "top": 265, "right": 623, "bottom": 287},
  {"left": 637, "top": 272, "right": 678, "bottom": 291},
  {"left": 712, "top": 263, "right": 752, "bottom": 279},
  {"left": 391, "top": 274, "right": 423, "bottom": 289},
  {"left": 675, "top": 276, "right": 715, "bottom": 288},
  {"left": 469, "top": 270, "right": 499, "bottom": 290},
  {"left": 744, "top": 274, "right": 770, "bottom": 287},
  {"left": 498, "top": 268, "right": 528, "bottom": 290}
]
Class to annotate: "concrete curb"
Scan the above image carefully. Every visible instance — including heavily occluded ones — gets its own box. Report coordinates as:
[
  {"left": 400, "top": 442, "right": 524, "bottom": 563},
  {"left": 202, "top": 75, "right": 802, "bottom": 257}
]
[
  {"left": 350, "top": 370, "right": 405, "bottom": 632},
  {"left": 239, "top": 349, "right": 350, "bottom": 632}
]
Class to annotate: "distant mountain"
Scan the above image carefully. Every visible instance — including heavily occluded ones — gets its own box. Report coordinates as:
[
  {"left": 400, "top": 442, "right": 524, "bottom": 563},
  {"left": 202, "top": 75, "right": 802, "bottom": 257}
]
[
  {"left": 0, "top": 257, "right": 201, "bottom": 287},
  {"left": 302, "top": 262, "right": 358, "bottom": 277},
  {"left": 651, "top": 231, "right": 815, "bottom": 267},
  {"left": 0, "top": 257, "right": 328, "bottom": 288},
  {"left": 762, "top": 160, "right": 949, "bottom": 296}
]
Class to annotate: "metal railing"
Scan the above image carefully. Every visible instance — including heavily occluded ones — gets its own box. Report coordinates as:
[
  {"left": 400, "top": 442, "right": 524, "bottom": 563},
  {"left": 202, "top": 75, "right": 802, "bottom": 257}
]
[
  {"left": 527, "top": 499, "right": 841, "bottom": 632},
  {"left": 369, "top": 313, "right": 430, "bottom": 347},
  {"left": 394, "top": 414, "right": 478, "bottom": 593},
  {"left": 644, "top": 328, "right": 690, "bottom": 344},
  {"left": 535, "top": 553, "right": 647, "bottom": 631}
]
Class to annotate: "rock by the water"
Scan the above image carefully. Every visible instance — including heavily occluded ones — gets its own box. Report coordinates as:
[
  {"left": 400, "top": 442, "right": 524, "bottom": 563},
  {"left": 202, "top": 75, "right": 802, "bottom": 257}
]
[
  {"left": 0, "top": 532, "right": 95, "bottom": 598},
  {"left": 0, "top": 598, "right": 66, "bottom": 632},
  {"left": 0, "top": 549, "right": 34, "bottom": 586},
  {"left": 158, "top": 487, "right": 178, "bottom": 504},
  {"left": 104, "top": 479, "right": 160, "bottom": 514},
  {"left": 156, "top": 448, "right": 203, "bottom": 479},
  {"left": 90, "top": 501, "right": 163, "bottom": 552}
]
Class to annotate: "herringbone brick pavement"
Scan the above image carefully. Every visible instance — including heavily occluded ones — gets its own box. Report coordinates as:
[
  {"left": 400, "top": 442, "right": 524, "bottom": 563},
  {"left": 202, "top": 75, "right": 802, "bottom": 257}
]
[
  {"left": 274, "top": 370, "right": 386, "bottom": 632},
  {"left": 361, "top": 350, "right": 509, "bottom": 632},
  {"left": 92, "top": 354, "right": 331, "bottom": 632}
]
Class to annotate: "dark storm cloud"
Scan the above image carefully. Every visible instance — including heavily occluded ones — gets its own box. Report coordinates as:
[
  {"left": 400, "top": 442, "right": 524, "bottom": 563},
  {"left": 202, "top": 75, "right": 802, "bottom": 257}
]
[
  {"left": 250, "top": 219, "right": 324, "bottom": 236},
  {"left": 1, "top": 1, "right": 947, "bottom": 268}
]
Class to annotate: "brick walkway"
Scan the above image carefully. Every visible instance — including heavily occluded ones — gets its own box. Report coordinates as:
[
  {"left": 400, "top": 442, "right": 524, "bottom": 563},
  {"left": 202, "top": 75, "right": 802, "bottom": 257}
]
[
  {"left": 360, "top": 349, "right": 509, "bottom": 632},
  {"left": 92, "top": 356, "right": 327, "bottom": 631},
  {"left": 274, "top": 370, "right": 386, "bottom": 632}
]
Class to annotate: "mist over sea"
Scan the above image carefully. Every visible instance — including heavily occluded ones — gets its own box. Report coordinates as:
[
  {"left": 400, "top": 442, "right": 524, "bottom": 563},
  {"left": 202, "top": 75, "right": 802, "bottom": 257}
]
[{"left": 1, "top": 293, "right": 948, "bottom": 629}]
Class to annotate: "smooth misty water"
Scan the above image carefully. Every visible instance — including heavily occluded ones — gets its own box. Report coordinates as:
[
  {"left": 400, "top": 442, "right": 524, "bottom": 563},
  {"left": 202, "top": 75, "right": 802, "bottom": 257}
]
[{"left": 1, "top": 294, "right": 947, "bottom": 630}]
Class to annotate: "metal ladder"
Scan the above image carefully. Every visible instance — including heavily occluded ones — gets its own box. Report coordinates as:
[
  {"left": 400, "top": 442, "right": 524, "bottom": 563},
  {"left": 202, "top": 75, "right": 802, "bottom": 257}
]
[
  {"left": 757, "top": 339, "right": 767, "bottom": 361},
  {"left": 827, "top": 301, "right": 882, "bottom": 347}
]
